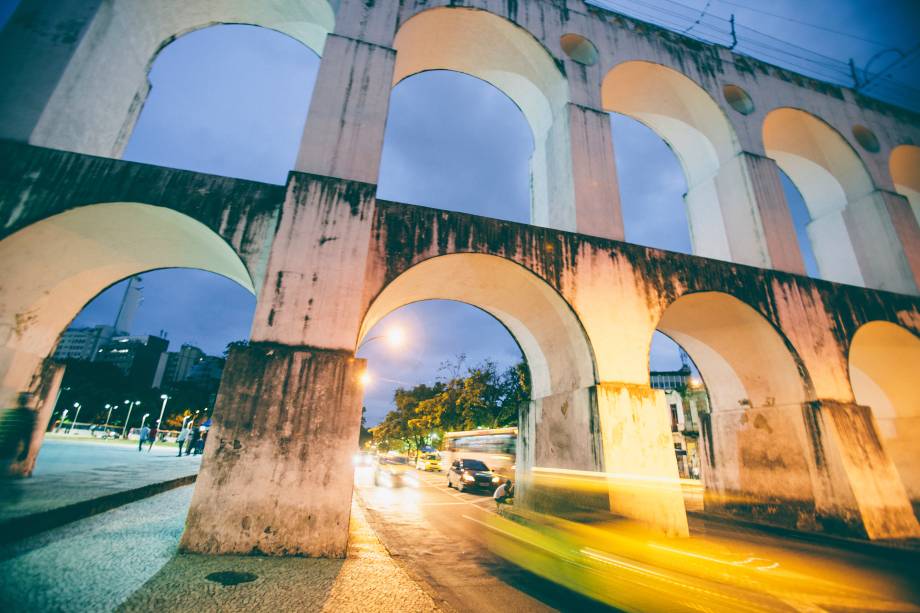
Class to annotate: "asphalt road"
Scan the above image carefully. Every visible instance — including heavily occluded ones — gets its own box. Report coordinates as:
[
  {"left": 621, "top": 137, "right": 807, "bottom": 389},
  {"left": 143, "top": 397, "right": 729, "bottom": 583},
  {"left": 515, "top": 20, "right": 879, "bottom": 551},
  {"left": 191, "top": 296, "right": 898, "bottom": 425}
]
[{"left": 354, "top": 466, "right": 617, "bottom": 612}]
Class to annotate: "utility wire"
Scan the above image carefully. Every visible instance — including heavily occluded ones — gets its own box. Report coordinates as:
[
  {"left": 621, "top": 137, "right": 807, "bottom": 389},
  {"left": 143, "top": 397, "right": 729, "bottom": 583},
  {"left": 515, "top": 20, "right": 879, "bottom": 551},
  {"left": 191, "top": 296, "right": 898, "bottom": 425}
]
[
  {"left": 716, "top": 0, "right": 890, "bottom": 47},
  {"left": 682, "top": 0, "right": 711, "bottom": 35}
]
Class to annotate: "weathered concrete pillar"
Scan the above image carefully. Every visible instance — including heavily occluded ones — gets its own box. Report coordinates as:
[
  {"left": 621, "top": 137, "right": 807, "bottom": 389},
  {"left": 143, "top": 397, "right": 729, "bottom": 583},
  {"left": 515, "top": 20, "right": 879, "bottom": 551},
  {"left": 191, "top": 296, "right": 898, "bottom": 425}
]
[
  {"left": 685, "top": 151, "right": 806, "bottom": 273},
  {"left": 517, "top": 386, "right": 604, "bottom": 511},
  {"left": 595, "top": 382, "right": 689, "bottom": 537},
  {"left": 180, "top": 343, "right": 365, "bottom": 556},
  {"left": 0, "top": 0, "right": 105, "bottom": 147},
  {"left": 181, "top": 173, "right": 377, "bottom": 556},
  {"left": 844, "top": 190, "right": 920, "bottom": 294},
  {"left": 720, "top": 152, "right": 805, "bottom": 274},
  {"left": 295, "top": 34, "right": 396, "bottom": 184},
  {"left": 566, "top": 104, "right": 623, "bottom": 240},
  {"left": 2, "top": 359, "right": 65, "bottom": 478},
  {"left": 700, "top": 401, "right": 920, "bottom": 539}
]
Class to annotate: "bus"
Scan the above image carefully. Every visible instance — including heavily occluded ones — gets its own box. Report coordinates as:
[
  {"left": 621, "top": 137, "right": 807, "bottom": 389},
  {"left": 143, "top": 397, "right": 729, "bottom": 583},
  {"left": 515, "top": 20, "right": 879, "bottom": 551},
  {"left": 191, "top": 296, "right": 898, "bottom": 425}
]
[{"left": 442, "top": 427, "right": 517, "bottom": 480}]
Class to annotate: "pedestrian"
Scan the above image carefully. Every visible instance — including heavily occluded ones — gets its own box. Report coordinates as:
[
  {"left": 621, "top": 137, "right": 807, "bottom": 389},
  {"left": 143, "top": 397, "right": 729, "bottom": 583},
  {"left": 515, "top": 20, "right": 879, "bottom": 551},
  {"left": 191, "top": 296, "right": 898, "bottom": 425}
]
[
  {"left": 176, "top": 423, "right": 190, "bottom": 457},
  {"left": 137, "top": 423, "right": 150, "bottom": 452},
  {"left": 147, "top": 422, "right": 158, "bottom": 452},
  {"left": 185, "top": 424, "right": 199, "bottom": 455},
  {"left": 0, "top": 393, "right": 36, "bottom": 476},
  {"left": 194, "top": 427, "right": 207, "bottom": 455},
  {"left": 493, "top": 478, "right": 513, "bottom": 513}
]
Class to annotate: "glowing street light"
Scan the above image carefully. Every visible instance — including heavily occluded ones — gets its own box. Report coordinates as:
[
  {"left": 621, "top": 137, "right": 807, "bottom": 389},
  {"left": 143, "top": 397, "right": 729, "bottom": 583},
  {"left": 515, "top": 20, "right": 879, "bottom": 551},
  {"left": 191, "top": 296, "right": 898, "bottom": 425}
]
[
  {"left": 358, "top": 326, "right": 407, "bottom": 351},
  {"left": 68, "top": 402, "right": 81, "bottom": 435},
  {"left": 121, "top": 400, "right": 141, "bottom": 438},
  {"left": 359, "top": 371, "right": 373, "bottom": 387},
  {"left": 153, "top": 394, "right": 170, "bottom": 446},
  {"left": 102, "top": 403, "right": 118, "bottom": 434}
]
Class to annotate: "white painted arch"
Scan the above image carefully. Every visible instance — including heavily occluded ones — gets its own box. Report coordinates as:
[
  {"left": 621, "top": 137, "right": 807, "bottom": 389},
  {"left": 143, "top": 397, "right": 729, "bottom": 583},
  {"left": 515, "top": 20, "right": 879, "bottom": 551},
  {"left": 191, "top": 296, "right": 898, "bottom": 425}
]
[
  {"left": 655, "top": 292, "right": 810, "bottom": 412},
  {"left": 390, "top": 7, "right": 573, "bottom": 231},
  {"left": 849, "top": 321, "right": 920, "bottom": 500},
  {"left": 890, "top": 144, "right": 920, "bottom": 228},
  {"left": 29, "top": 0, "right": 335, "bottom": 157},
  {"left": 358, "top": 254, "right": 596, "bottom": 400},
  {"left": 0, "top": 203, "right": 255, "bottom": 406}
]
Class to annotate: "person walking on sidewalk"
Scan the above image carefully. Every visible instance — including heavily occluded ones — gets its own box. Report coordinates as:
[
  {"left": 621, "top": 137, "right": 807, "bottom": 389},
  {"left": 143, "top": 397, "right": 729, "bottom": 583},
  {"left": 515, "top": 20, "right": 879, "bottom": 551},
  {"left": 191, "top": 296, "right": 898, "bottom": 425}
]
[
  {"left": 146, "top": 422, "right": 158, "bottom": 452},
  {"left": 185, "top": 424, "right": 200, "bottom": 456},
  {"left": 176, "top": 424, "right": 190, "bottom": 457},
  {"left": 137, "top": 423, "right": 150, "bottom": 452}
]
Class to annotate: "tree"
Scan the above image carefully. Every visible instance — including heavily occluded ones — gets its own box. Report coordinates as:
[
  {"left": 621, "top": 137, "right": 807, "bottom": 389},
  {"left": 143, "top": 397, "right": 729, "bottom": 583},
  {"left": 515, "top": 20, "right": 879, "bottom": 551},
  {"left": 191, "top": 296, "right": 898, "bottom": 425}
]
[{"left": 372, "top": 358, "right": 531, "bottom": 451}]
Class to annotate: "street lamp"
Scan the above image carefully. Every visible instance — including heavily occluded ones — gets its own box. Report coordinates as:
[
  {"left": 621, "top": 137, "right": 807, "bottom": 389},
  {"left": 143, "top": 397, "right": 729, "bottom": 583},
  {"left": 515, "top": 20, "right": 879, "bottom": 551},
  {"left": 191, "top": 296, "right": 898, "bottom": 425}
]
[
  {"left": 357, "top": 326, "right": 406, "bottom": 352},
  {"left": 68, "top": 402, "right": 81, "bottom": 435},
  {"left": 140, "top": 412, "right": 150, "bottom": 429},
  {"left": 154, "top": 394, "right": 170, "bottom": 445},
  {"left": 359, "top": 371, "right": 372, "bottom": 387},
  {"left": 59, "top": 409, "right": 69, "bottom": 433},
  {"left": 102, "top": 403, "right": 117, "bottom": 434},
  {"left": 122, "top": 400, "right": 141, "bottom": 438}
]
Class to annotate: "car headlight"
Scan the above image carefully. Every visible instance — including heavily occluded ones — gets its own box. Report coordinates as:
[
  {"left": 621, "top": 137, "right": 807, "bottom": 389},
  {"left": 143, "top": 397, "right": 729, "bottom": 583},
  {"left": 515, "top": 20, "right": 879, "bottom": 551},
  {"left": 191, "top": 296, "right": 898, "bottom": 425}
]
[
  {"left": 492, "top": 476, "right": 500, "bottom": 483},
  {"left": 462, "top": 473, "right": 475, "bottom": 482}
]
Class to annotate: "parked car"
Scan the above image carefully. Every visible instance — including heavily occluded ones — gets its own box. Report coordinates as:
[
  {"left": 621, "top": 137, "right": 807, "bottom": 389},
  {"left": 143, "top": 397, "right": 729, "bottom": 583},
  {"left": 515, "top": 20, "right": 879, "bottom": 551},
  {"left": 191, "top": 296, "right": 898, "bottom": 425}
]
[
  {"left": 416, "top": 452, "right": 442, "bottom": 472},
  {"left": 447, "top": 458, "right": 502, "bottom": 493}
]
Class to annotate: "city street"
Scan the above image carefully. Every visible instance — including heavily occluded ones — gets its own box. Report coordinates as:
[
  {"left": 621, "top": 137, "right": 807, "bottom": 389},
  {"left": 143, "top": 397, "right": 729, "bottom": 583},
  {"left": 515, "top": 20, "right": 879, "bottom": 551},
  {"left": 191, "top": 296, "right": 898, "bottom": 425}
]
[{"left": 355, "top": 466, "right": 616, "bottom": 612}]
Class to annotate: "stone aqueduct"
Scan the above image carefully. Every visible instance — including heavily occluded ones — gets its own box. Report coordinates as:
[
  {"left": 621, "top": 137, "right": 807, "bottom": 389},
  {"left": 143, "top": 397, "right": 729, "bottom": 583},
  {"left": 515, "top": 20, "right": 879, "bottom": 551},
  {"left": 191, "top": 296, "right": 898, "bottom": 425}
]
[{"left": 1, "top": 0, "right": 919, "bottom": 555}]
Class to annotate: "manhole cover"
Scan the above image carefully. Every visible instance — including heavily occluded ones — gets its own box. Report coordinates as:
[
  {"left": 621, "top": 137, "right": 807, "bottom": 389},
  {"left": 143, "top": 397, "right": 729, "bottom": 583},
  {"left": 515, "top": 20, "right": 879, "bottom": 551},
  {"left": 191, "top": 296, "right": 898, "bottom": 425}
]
[{"left": 205, "top": 571, "right": 258, "bottom": 586}]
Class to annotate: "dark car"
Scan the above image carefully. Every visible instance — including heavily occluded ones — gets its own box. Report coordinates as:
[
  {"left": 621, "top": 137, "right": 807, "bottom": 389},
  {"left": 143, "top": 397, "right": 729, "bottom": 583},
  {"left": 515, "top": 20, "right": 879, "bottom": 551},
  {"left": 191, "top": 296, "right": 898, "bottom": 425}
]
[{"left": 447, "top": 458, "right": 501, "bottom": 493}]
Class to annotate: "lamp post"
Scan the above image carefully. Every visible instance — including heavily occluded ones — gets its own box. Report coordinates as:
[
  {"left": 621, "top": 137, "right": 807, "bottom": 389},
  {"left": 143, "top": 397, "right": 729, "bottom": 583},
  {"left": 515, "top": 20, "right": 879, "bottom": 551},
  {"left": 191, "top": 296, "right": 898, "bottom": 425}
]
[
  {"left": 121, "top": 400, "right": 141, "bottom": 439},
  {"left": 357, "top": 326, "right": 406, "bottom": 352},
  {"left": 59, "top": 409, "right": 68, "bottom": 433},
  {"left": 68, "top": 402, "right": 81, "bottom": 435},
  {"left": 154, "top": 394, "right": 170, "bottom": 446},
  {"left": 102, "top": 403, "right": 117, "bottom": 435}
]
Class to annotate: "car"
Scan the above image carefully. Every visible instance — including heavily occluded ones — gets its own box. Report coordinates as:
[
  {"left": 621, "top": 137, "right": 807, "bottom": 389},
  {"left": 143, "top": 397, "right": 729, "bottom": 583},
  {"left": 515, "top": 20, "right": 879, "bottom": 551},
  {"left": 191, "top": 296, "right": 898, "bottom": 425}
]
[
  {"left": 447, "top": 458, "right": 502, "bottom": 493},
  {"left": 374, "top": 455, "right": 418, "bottom": 488},
  {"left": 416, "top": 452, "right": 442, "bottom": 472},
  {"left": 353, "top": 451, "right": 375, "bottom": 467}
]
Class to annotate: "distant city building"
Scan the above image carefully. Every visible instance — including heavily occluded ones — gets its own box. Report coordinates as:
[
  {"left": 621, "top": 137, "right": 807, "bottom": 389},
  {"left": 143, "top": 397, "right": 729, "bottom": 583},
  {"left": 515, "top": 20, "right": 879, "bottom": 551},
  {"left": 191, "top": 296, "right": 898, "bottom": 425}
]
[
  {"left": 96, "top": 334, "right": 169, "bottom": 389},
  {"left": 52, "top": 324, "right": 115, "bottom": 361},
  {"left": 650, "top": 365, "right": 691, "bottom": 391},
  {"left": 114, "top": 276, "right": 143, "bottom": 335},
  {"left": 163, "top": 344, "right": 206, "bottom": 385},
  {"left": 188, "top": 355, "right": 225, "bottom": 387}
]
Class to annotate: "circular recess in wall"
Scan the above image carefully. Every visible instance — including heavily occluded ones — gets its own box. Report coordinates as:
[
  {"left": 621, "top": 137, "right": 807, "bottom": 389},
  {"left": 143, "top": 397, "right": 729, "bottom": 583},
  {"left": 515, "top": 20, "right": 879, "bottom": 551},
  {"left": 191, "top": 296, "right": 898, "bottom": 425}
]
[
  {"left": 722, "top": 84, "right": 755, "bottom": 115},
  {"left": 560, "top": 33, "right": 599, "bottom": 66},
  {"left": 852, "top": 124, "right": 880, "bottom": 153}
]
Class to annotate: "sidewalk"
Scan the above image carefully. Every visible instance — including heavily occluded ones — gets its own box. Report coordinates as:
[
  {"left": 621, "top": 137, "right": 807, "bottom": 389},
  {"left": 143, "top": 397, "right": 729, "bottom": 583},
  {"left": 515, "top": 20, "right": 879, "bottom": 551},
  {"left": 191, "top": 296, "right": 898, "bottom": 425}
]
[
  {"left": 117, "top": 501, "right": 440, "bottom": 612},
  {"left": 0, "top": 442, "right": 200, "bottom": 543}
]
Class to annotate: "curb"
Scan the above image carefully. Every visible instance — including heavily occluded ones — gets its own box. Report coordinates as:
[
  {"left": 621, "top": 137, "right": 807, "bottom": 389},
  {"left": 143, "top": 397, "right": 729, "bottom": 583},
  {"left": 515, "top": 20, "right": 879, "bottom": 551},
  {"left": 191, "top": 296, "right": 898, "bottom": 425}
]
[{"left": 0, "top": 473, "right": 197, "bottom": 545}]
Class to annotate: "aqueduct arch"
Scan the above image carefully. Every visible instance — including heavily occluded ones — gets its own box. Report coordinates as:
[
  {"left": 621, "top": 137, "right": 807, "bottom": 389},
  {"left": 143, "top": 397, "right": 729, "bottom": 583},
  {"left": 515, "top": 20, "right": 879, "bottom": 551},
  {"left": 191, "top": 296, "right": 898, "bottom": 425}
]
[
  {"left": 890, "top": 145, "right": 920, "bottom": 228},
  {"left": 358, "top": 253, "right": 600, "bottom": 482},
  {"left": 2, "top": 0, "right": 920, "bottom": 556},
  {"left": 389, "top": 8, "right": 572, "bottom": 232},
  {"left": 0, "top": 201, "right": 256, "bottom": 476},
  {"left": 602, "top": 62, "right": 743, "bottom": 264},
  {"left": 0, "top": 0, "right": 334, "bottom": 158},
  {"left": 849, "top": 322, "right": 920, "bottom": 508},
  {"left": 655, "top": 292, "right": 820, "bottom": 526},
  {"left": 763, "top": 108, "right": 916, "bottom": 293}
]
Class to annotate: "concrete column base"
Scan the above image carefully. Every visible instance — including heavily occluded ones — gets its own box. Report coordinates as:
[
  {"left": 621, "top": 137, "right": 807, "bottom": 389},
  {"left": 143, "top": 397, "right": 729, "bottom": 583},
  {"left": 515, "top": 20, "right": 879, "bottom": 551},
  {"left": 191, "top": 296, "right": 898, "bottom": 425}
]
[
  {"left": 595, "top": 382, "right": 689, "bottom": 537},
  {"left": 180, "top": 343, "right": 365, "bottom": 557},
  {"left": 2, "top": 359, "right": 64, "bottom": 478},
  {"left": 700, "top": 402, "right": 920, "bottom": 539}
]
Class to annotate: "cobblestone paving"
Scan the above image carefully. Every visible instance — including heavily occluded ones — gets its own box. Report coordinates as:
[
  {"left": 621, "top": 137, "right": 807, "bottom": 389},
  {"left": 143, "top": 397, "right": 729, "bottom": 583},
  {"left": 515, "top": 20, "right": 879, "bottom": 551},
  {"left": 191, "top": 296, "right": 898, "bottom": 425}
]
[
  {"left": 1, "top": 484, "right": 439, "bottom": 612},
  {"left": 0, "top": 486, "right": 193, "bottom": 612}
]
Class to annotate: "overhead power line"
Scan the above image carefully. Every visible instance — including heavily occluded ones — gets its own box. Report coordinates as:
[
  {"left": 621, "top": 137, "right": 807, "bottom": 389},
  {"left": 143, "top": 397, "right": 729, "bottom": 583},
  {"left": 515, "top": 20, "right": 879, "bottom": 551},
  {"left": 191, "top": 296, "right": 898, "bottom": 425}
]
[
  {"left": 716, "top": 0, "right": 890, "bottom": 47},
  {"left": 585, "top": 0, "right": 920, "bottom": 112}
]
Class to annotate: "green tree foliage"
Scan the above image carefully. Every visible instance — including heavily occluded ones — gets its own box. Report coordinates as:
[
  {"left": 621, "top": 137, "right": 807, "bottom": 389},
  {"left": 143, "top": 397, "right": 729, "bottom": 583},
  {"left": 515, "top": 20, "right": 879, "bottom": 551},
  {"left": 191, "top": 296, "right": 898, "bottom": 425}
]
[{"left": 371, "top": 356, "right": 530, "bottom": 454}]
